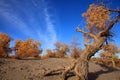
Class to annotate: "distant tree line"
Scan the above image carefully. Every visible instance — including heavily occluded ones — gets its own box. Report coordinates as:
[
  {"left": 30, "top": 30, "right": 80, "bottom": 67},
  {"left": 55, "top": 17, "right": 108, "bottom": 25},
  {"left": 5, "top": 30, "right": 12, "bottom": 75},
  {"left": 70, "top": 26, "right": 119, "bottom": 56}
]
[
  {"left": 0, "top": 32, "right": 119, "bottom": 62},
  {"left": 0, "top": 32, "right": 42, "bottom": 59},
  {"left": 0, "top": 32, "right": 83, "bottom": 59}
]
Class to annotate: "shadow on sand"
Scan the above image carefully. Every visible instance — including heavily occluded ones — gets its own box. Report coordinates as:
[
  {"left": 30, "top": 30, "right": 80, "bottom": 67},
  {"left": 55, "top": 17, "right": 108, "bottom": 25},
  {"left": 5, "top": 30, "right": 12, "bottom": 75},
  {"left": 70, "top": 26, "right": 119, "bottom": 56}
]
[
  {"left": 88, "top": 63, "right": 119, "bottom": 80},
  {"left": 44, "top": 63, "right": 119, "bottom": 80}
]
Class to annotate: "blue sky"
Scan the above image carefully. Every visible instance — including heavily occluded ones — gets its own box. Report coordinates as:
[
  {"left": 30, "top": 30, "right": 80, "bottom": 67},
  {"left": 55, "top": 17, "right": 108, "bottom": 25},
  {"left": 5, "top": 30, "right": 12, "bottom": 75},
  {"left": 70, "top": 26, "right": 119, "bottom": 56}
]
[{"left": 0, "top": 0, "right": 120, "bottom": 56}]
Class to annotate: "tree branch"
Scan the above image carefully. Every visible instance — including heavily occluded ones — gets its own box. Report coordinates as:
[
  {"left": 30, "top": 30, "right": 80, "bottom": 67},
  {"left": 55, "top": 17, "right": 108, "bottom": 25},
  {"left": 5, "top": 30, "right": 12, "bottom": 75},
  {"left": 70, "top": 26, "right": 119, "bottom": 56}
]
[
  {"left": 99, "top": 14, "right": 120, "bottom": 37},
  {"left": 38, "top": 67, "right": 65, "bottom": 76},
  {"left": 76, "top": 27, "right": 98, "bottom": 41},
  {"left": 109, "top": 9, "right": 120, "bottom": 13}
]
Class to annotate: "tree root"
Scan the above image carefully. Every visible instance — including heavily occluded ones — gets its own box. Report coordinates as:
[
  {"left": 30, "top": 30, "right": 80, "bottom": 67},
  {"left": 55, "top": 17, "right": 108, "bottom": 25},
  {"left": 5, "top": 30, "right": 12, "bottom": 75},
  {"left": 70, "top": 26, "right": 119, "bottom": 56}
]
[
  {"left": 61, "top": 60, "right": 77, "bottom": 80},
  {"left": 74, "top": 58, "right": 88, "bottom": 80},
  {"left": 38, "top": 58, "right": 88, "bottom": 80},
  {"left": 61, "top": 58, "right": 88, "bottom": 80},
  {"left": 38, "top": 66, "right": 65, "bottom": 76}
]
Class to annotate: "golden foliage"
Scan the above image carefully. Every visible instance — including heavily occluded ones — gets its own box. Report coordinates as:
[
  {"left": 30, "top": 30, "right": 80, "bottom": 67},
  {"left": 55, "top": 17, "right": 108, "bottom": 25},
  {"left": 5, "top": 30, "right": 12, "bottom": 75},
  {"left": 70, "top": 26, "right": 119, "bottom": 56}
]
[
  {"left": 0, "top": 32, "right": 12, "bottom": 57},
  {"left": 82, "top": 4, "right": 110, "bottom": 34},
  {"left": 103, "top": 43, "right": 120, "bottom": 53},
  {"left": 14, "top": 38, "right": 42, "bottom": 58},
  {"left": 70, "top": 37, "right": 81, "bottom": 59},
  {"left": 9, "top": 55, "right": 16, "bottom": 59},
  {"left": 54, "top": 41, "right": 69, "bottom": 58},
  {"left": 70, "top": 48, "right": 81, "bottom": 59},
  {"left": 46, "top": 49, "right": 54, "bottom": 57},
  {"left": 0, "top": 46, "right": 8, "bottom": 57},
  {"left": 100, "top": 51, "right": 112, "bottom": 58},
  {"left": 100, "top": 43, "right": 120, "bottom": 58},
  {"left": 41, "top": 49, "right": 55, "bottom": 59}
]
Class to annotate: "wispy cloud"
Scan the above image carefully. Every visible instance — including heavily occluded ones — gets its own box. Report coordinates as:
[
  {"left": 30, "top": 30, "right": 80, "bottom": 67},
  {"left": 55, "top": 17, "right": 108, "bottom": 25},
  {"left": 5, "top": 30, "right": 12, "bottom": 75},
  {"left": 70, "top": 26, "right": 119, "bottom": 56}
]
[
  {"left": 0, "top": 11, "right": 33, "bottom": 36},
  {"left": 0, "top": 0, "right": 57, "bottom": 52},
  {"left": 44, "top": 8, "right": 57, "bottom": 48},
  {"left": 0, "top": 0, "right": 34, "bottom": 36},
  {"left": 37, "top": 0, "right": 57, "bottom": 50}
]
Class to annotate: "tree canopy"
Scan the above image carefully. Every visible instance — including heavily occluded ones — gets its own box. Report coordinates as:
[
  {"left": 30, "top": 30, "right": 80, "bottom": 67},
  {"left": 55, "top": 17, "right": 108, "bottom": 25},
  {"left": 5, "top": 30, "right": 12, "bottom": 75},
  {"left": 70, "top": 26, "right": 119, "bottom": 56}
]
[
  {"left": 0, "top": 32, "right": 12, "bottom": 57},
  {"left": 14, "top": 38, "right": 42, "bottom": 58}
]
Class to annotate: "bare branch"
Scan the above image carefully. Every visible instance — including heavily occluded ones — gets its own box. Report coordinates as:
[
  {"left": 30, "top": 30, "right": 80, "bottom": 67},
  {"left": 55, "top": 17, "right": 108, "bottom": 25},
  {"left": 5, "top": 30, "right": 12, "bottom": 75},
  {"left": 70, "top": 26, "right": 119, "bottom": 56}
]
[
  {"left": 109, "top": 9, "right": 120, "bottom": 13},
  {"left": 99, "top": 14, "right": 120, "bottom": 37},
  {"left": 76, "top": 27, "right": 98, "bottom": 41},
  {"left": 104, "top": 14, "right": 120, "bottom": 31},
  {"left": 38, "top": 67, "right": 65, "bottom": 76}
]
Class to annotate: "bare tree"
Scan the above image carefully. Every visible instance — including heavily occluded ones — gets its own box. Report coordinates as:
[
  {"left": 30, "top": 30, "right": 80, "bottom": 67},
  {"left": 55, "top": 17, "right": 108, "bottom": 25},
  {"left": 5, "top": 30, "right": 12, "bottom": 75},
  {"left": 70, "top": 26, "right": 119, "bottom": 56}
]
[
  {"left": 70, "top": 37, "right": 82, "bottom": 59},
  {"left": 39, "top": 3, "right": 120, "bottom": 80}
]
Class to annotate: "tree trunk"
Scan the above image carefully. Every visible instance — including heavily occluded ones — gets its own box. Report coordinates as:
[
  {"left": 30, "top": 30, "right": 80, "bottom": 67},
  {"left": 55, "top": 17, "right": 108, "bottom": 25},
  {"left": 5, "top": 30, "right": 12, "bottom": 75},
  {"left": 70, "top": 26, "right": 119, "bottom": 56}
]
[
  {"left": 61, "top": 60, "right": 77, "bottom": 80},
  {"left": 111, "top": 58, "right": 116, "bottom": 68},
  {"left": 74, "top": 58, "right": 88, "bottom": 80},
  {"left": 39, "top": 37, "right": 106, "bottom": 80},
  {"left": 72, "top": 37, "right": 106, "bottom": 80}
]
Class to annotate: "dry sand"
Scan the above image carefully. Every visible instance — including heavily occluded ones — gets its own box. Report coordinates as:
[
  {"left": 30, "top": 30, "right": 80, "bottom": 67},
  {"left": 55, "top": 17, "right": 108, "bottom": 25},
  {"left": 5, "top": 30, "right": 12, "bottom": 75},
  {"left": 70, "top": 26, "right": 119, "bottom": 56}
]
[{"left": 0, "top": 58, "right": 120, "bottom": 80}]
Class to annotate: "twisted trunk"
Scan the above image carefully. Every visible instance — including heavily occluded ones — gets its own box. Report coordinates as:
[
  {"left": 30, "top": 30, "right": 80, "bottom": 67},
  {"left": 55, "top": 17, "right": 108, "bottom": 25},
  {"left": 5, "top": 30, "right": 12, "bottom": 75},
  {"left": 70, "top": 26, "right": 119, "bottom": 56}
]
[
  {"left": 73, "top": 37, "right": 106, "bottom": 80},
  {"left": 111, "top": 58, "right": 116, "bottom": 68},
  {"left": 74, "top": 58, "right": 88, "bottom": 80},
  {"left": 61, "top": 9, "right": 119, "bottom": 80},
  {"left": 61, "top": 37, "right": 106, "bottom": 80}
]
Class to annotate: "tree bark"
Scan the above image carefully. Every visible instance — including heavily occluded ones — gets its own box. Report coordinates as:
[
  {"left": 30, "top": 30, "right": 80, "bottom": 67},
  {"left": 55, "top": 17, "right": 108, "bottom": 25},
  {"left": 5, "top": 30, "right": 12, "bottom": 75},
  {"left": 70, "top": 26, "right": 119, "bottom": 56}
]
[
  {"left": 71, "top": 37, "right": 106, "bottom": 80},
  {"left": 61, "top": 61, "right": 76, "bottom": 80},
  {"left": 80, "top": 37, "right": 106, "bottom": 60},
  {"left": 74, "top": 58, "right": 88, "bottom": 80},
  {"left": 111, "top": 58, "right": 116, "bottom": 68}
]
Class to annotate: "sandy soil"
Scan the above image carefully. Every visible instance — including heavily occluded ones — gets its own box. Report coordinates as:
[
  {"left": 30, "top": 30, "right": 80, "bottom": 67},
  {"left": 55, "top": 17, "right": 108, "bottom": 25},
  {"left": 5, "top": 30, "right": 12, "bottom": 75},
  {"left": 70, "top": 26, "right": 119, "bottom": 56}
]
[{"left": 0, "top": 58, "right": 120, "bottom": 80}]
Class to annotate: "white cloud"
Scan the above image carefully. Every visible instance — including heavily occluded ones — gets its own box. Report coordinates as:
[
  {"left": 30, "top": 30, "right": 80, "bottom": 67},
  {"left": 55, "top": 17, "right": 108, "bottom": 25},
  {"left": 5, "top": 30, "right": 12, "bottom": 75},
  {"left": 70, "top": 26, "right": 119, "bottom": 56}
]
[
  {"left": 0, "top": 0, "right": 34, "bottom": 37},
  {"left": 37, "top": 0, "right": 57, "bottom": 50},
  {"left": 44, "top": 8, "right": 57, "bottom": 47},
  {"left": 0, "top": 0, "right": 57, "bottom": 53},
  {"left": 0, "top": 12, "right": 33, "bottom": 35}
]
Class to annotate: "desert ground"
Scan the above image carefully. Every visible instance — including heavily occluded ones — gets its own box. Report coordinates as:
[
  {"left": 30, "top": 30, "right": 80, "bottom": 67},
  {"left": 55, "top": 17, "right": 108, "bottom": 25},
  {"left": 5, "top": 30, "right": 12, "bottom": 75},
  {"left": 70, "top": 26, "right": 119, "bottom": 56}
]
[{"left": 0, "top": 58, "right": 120, "bottom": 80}]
